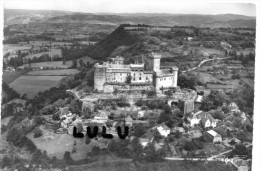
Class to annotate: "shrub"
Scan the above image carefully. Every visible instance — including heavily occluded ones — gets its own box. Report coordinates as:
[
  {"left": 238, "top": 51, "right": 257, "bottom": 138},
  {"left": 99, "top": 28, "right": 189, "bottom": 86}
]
[
  {"left": 34, "top": 116, "right": 45, "bottom": 126},
  {"left": 1, "top": 125, "right": 8, "bottom": 134},
  {"left": 52, "top": 113, "right": 60, "bottom": 121},
  {"left": 34, "top": 128, "right": 43, "bottom": 138},
  {"left": 135, "top": 99, "right": 146, "bottom": 107},
  {"left": 1, "top": 155, "right": 11, "bottom": 168}
]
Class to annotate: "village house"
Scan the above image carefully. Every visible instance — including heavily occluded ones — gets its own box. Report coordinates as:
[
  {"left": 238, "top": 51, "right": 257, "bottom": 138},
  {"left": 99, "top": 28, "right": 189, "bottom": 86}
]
[
  {"left": 156, "top": 122, "right": 170, "bottom": 137},
  {"left": 139, "top": 130, "right": 154, "bottom": 147},
  {"left": 200, "top": 113, "right": 217, "bottom": 128},
  {"left": 187, "top": 111, "right": 217, "bottom": 128},
  {"left": 207, "top": 130, "right": 222, "bottom": 143},
  {"left": 93, "top": 111, "right": 109, "bottom": 123},
  {"left": 125, "top": 115, "right": 133, "bottom": 127},
  {"left": 178, "top": 99, "right": 195, "bottom": 114},
  {"left": 228, "top": 102, "right": 240, "bottom": 113}
]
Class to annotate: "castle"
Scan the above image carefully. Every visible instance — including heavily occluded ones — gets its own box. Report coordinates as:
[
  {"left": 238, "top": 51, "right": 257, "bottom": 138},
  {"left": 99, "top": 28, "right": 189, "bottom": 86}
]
[{"left": 94, "top": 52, "right": 178, "bottom": 93}]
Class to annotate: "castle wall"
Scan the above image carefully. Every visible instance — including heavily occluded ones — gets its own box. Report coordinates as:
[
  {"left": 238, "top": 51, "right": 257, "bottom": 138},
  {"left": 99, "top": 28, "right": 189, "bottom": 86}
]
[
  {"left": 172, "top": 69, "right": 178, "bottom": 87},
  {"left": 94, "top": 66, "right": 106, "bottom": 91},
  {"left": 131, "top": 71, "right": 153, "bottom": 83},
  {"left": 156, "top": 75, "right": 175, "bottom": 92}
]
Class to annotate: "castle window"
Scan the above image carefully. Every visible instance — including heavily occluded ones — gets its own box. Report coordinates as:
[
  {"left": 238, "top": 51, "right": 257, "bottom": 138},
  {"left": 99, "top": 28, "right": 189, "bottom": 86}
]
[{"left": 139, "top": 77, "right": 141, "bottom": 80}]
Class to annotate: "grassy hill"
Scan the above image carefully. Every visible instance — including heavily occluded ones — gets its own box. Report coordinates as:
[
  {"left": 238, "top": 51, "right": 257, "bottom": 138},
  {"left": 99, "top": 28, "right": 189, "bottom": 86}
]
[{"left": 87, "top": 26, "right": 139, "bottom": 60}]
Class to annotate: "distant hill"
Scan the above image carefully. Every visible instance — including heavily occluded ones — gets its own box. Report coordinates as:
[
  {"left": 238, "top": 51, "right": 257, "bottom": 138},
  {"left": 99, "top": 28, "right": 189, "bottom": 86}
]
[
  {"left": 4, "top": 9, "right": 256, "bottom": 28},
  {"left": 4, "top": 9, "right": 73, "bottom": 25}
]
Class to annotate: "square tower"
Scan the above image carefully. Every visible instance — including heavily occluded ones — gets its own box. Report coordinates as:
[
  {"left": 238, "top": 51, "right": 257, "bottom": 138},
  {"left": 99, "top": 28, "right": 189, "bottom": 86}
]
[{"left": 145, "top": 52, "right": 161, "bottom": 71}]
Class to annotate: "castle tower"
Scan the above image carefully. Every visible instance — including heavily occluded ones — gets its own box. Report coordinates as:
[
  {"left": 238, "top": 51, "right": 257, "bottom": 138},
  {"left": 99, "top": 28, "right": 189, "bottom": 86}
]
[
  {"left": 171, "top": 66, "right": 179, "bottom": 87},
  {"left": 146, "top": 52, "right": 161, "bottom": 71},
  {"left": 94, "top": 63, "right": 107, "bottom": 91}
]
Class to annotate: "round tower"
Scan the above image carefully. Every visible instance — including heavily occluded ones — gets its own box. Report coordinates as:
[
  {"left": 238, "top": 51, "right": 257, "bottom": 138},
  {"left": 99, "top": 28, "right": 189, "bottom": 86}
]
[
  {"left": 171, "top": 67, "right": 178, "bottom": 87},
  {"left": 94, "top": 63, "right": 107, "bottom": 92}
]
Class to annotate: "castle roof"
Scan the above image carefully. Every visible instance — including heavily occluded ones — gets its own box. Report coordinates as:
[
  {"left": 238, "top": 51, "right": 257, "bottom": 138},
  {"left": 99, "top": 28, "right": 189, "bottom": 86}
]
[
  {"left": 148, "top": 52, "right": 161, "bottom": 59},
  {"left": 155, "top": 69, "right": 173, "bottom": 76}
]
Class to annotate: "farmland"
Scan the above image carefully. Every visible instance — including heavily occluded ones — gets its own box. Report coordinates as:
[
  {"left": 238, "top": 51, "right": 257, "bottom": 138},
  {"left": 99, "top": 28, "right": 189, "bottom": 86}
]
[
  {"left": 3, "top": 44, "right": 32, "bottom": 55},
  {"left": 23, "top": 49, "right": 62, "bottom": 59},
  {"left": 23, "top": 56, "right": 97, "bottom": 68},
  {"left": 2, "top": 71, "right": 28, "bottom": 84},
  {"left": 9, "top": 75, "right": 67, "bottom": 98},
  {"left": 26, "top": 69, "right": 80, "bottom": 76}
]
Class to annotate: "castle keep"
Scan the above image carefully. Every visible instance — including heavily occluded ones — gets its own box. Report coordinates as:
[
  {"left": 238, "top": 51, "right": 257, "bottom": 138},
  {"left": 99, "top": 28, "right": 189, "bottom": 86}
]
[{"left": 94, "top": 52, "right": 178, "bottom": 93}]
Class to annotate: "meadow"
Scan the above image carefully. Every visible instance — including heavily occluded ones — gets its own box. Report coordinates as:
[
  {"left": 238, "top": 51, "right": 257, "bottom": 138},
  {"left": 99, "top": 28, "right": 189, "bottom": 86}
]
[
  {"left": 23, "top": 56, "right": 97, "bottom": 68},
  {"left": 2, "top": 71, "right": 28, "bottom": 84},
  {"left": 9, "top": 75, "right": 66, "bottom": 98},
  {"left": 24, "top": 49, "right": 62, "bottom": 59},
  {"left": 3, "top": 44, "right": 32, "bottom": 55},
  {"left": 26, "top": 69, "right": 80, "bottom": 76}
]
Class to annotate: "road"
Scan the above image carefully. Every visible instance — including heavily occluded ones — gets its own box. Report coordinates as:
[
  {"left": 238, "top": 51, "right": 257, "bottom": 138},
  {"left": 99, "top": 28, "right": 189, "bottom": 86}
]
[{"left": 182, "top": 57, "right": 231, "bottom": 73}]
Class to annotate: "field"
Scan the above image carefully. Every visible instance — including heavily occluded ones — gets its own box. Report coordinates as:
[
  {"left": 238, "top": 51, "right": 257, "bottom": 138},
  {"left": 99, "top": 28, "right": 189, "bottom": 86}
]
[
  {"left": 2, "top": 71, "right": 28, "bottom": 84},
  {"left": 26, "top": 69, "right": 80, "bottom": 76},
  {"left": 24, "top": 49, "right": 62, "bottom": 59},
  {"left": 69, "top": 160, "right": 237, "bottom": 171},
  {"left": 23, "top": 61, "right": 71, "bottom": 68},
  {"left": 9, "top": 75, "right": 66, "bottom": 98},
  {"left": 3, "top": 44, "right": 32, "bottom": 55},
  {"left": 203, "top": 48, "right": 224, "bottom": 56},
  {"left": 23, "top": 56, "right": 97, "bottom": 68},
  {"left": 27, "top": 126, "right": 109, "bottom": 160}
]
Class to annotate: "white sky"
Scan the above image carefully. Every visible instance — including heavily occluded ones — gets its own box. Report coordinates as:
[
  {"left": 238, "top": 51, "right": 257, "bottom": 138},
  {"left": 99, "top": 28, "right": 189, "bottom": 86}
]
[{"left": 3, "top": 0, "right": 256, "bottom": 16}]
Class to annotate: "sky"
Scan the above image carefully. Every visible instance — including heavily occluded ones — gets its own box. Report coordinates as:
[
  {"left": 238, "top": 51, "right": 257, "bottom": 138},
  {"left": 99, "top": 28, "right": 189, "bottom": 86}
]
[{"left": 3, "top": 0, "right": 257, "bottom": 16}]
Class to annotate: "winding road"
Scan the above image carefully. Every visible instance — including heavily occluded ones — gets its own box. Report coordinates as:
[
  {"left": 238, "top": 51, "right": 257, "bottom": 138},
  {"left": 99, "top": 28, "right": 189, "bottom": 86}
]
[{"left": 182, "top": 57, "right": 232, "bottom": 73}]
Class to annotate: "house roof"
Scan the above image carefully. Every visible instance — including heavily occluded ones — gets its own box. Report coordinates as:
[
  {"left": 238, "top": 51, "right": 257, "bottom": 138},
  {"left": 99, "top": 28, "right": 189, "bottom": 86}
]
[
  {"left": 195, "top": 95, "right": 203, "bottom": 103},
  {"left": 155, "top": 69, "right": 173, "bottom": 76},
  {"left": 228, "top": 102, "right": 239, "bottom": 109},
  {"left": 141, "top": 130, "right": 154, "bottom": 142},
  {"left": 199, "top": 113, "right": 215, "bottom": 123},
  {"left": 114, "top": 56, "right": 124, "bottom": 61},
  {"left": 207, "top": 130, "right": 220, "bottom": 137},
  {"left": 60, "top": 107, "right": 70, "bottom": 116},
  {"left": 95, "top": 111, "right": 108, "bottom": 119},
  {"left": 157, "top": 122, "right": 170, "bottom": 131}
]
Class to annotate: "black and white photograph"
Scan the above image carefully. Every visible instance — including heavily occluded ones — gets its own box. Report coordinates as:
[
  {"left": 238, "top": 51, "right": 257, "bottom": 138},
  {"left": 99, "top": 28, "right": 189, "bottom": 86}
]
[{"left": 0, "top": 0, "right": 259, "bottom": 170}]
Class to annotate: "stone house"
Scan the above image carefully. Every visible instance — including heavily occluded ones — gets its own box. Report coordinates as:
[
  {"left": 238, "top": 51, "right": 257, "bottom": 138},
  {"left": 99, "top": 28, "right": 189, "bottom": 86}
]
[
  {"left": 207, "top": 130, "right": 222, "bottom": 143},
  {"left": 157, "top": 122, "right": 170, "bottom": 137}
]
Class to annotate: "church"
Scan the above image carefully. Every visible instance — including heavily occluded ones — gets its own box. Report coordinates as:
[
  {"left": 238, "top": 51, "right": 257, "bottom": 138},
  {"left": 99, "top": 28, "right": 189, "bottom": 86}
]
[{"left": 94, "top": 52, "right": 178, "bottom": 93}]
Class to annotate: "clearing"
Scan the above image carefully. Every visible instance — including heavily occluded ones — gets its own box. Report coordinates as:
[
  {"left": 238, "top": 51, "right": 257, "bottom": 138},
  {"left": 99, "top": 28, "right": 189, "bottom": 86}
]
[
  {"left": 9, "top": 75, "right": 66, "bottom": 98},
  {"left": 26, "top": 69, "right": 80, "bottom": 76},
  {"left": 2, "top": 70, "right": 28, "bottom": 84}
]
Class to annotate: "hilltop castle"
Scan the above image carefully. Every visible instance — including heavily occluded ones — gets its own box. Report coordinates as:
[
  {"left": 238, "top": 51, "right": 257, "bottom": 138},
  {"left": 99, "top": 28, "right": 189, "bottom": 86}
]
[{"left": 94, "top": 52, "right": 178, "bottom": 93}]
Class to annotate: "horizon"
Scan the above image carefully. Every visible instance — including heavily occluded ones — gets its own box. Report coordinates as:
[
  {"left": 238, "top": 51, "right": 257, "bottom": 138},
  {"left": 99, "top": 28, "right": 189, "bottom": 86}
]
[
  {"left": 3, "top": 8, "right": 256, "bottom": 18},
  {"left": 3, "top": 0, "right": 256, "bottom": 17}
]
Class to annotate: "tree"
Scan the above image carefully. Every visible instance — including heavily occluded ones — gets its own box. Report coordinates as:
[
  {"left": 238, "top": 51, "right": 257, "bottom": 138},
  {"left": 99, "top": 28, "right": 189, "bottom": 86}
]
[
  {"left": 63, "top": 151, "right": 74, "bottom": 164},
  {"left": 164, "top": 90, "right": 173, "bottom": 98},
  {"left": 34, "top": 128, "right": 43, "bottom": 138},
  {"left": 130, "top": 137, "right": 144, "bottom": 161},
  {"left": 147, "top": 90, "right": 156, "bottom": 98},
  {"left": 229, "top": 144, "right": 249, "bottom": 158},
  {"left": 200, "top": 90, "right": 230, "bottom": 111},
  {"left": 71, "top": 59, "right": 77, "bottom": 68},
  {"left": 125, "top": 75, "right": 132, "bottom": 84},
  {"left": 133, "top": 124, "right": 146, "bottom": 137},
  {"left": 79, "top": 59, "right": 84, "bottom": 69},
  {"left": 177, "top": 74, "right": 197, "bottom": 89},
  {"left": 144, "top": 143, "right": 166, "bottom": 162}
]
